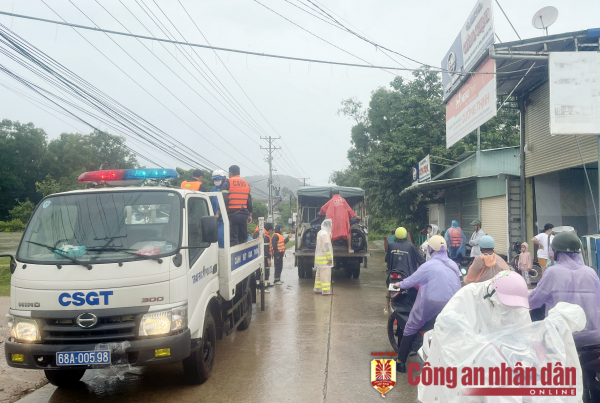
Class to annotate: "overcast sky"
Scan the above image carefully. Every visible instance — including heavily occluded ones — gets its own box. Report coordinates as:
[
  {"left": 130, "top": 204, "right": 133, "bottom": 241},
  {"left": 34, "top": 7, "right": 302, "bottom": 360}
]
[{"left": 1, "top": 0, "right": 598, "bottom": 185}]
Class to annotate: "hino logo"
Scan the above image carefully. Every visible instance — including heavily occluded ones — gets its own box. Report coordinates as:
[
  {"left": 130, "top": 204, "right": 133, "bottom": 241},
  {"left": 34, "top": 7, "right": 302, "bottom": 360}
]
[
  {"left": 18, "top": 302, "right": 40, "bottom": 308},
  {"left": 76, "top": 313, "right": 98, "bottom": 328}
]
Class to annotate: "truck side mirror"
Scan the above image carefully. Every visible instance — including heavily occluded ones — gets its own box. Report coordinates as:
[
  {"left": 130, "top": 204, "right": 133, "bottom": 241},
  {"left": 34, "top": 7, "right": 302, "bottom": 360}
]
[
  {"left": 0, "top": 254, "right": 17, "bottom": 274},
  {"left": 201, "top": 216, "right": 219, "bottom": 244}
]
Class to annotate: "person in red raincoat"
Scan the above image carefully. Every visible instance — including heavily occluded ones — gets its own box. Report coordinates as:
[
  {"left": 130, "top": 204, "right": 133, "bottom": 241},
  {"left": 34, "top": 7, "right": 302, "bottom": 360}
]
[{"left": 318, "top": 189, "right": 361, "bottom": 253}]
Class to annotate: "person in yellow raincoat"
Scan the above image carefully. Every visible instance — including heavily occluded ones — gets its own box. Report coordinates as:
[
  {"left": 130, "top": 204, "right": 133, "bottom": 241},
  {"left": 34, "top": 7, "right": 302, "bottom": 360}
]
[{"left": 314, "top": 219, "right": 334, "bottom": 295}]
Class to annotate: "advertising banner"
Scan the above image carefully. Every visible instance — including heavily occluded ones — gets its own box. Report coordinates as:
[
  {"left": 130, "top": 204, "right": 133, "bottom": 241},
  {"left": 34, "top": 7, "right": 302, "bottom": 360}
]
[
  {"left": 446, "top": 58, "right": 497, "bottom": 148},
  {"left": 441, "top": 0, "right": 495, "bottom": 103},
  {"left": 549, "top": 52, "right": 600, "bottom": 135},
  {"left": 412, "top": 155, "right": 431, "bottom": 185}
]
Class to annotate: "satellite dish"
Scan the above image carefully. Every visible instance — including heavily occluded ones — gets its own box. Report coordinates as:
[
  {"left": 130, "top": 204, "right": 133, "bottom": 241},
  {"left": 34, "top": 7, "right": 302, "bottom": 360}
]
[{"left": 532, "top": 6, "right": 558, "bottom": 36}]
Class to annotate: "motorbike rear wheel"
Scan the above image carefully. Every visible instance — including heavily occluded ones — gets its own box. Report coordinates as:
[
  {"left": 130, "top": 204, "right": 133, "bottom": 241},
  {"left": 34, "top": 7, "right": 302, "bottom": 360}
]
[{"left": 387, "top": 312, "right": 401, "bottom": 353}]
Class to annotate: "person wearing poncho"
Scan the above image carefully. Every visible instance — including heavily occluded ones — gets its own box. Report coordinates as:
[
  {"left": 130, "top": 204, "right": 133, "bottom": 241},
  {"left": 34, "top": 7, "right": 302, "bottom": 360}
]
[{"left": 392, "top": 235, "right": 460, "bottom": 373}]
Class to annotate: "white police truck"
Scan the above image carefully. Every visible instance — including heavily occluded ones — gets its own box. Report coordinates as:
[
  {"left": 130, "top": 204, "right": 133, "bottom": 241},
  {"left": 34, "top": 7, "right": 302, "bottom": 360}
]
[{"left": 1, "top": 168, "right": 263, "bottom": 387}]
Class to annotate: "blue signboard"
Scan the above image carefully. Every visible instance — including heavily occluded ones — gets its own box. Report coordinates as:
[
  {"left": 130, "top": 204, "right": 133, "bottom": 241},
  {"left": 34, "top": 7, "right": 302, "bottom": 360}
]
[{"left": 231, "top": 244, "right": 261, "bottom": 271}]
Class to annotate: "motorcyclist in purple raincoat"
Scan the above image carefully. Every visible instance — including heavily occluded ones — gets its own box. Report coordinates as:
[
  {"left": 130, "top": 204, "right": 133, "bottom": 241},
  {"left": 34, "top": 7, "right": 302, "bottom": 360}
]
[
  {"left": 392, "top": 235, "right": 461, "bottom": 373},
  {"left": 529, "top": 231, "right": 600, "bottom": 347}
]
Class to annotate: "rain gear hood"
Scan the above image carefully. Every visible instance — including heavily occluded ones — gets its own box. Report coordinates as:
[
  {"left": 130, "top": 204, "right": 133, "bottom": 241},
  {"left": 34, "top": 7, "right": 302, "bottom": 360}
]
[
  {"left": 318, "top": 194, "right": 356, "bottom": 241},
  {"left": 397, "top": 245, "right": 461, "bottom": 335},
  {"left": 445, "top": 220, "right": 466, "bottom": 259},
  {"left": 528, "top": 251, "right": 600, "bottom": 347},
  {"left": 518, "top": 242, "right": 533, "bottom": 272}
]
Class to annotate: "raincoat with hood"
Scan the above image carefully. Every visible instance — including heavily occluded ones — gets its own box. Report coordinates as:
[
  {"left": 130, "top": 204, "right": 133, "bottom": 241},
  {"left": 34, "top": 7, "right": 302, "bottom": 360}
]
[
  {"left": 397, "top": 245, "right": 461, "bottom": 335},
  {"left": 464, "top": 252, "right": 510, "bottom": 284},
  {"left": 528, "top": 251, "right": 600, "bottom": 347},
  {"left": 468, "top": 227, "right": 486, "bottom": 257},
  {"left": 419, "top": 294, "right": 585, "bottom": 402},
  {"left": 445, "top": 220, "right": 466, "bottom": 260},
  {"left": 318, "top": 194, "right": 356, "bottom": 241},
  {"left": 314, "top": 219, "right": 334, "bottom": 294},
  {"left": 517, "top": 242, "right": 533, "bottom": 285}
]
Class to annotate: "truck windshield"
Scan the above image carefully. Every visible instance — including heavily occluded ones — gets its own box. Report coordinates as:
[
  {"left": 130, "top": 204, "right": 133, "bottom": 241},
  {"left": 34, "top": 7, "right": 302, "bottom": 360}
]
[{"left": 17, "top": 190, "right": 182, "bottom": 265}]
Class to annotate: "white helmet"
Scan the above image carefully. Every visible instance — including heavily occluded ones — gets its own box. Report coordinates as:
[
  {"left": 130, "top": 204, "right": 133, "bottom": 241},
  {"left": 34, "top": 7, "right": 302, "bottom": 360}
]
[{"left": 212, "top": 169, "right": 227, "bottom": 179}]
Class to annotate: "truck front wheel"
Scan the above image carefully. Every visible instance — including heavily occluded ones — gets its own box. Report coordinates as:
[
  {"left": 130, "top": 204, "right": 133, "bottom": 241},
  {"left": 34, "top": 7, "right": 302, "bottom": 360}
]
[
  {"left": 44, "top": 369, "right": 86, "bottom": 387},
  {"left": 183, "top": 310, "right": 216, "bottom": 385}
]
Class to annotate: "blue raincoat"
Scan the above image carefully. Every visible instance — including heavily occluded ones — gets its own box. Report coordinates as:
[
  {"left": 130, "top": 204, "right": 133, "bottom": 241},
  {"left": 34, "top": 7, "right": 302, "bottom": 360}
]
[{"left": 444, "top": 220, "right": 466, "bottom": 260}]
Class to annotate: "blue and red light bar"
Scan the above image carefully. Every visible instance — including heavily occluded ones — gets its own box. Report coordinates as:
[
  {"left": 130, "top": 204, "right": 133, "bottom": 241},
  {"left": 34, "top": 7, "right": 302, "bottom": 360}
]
[{"left": 78, "top": 168, "right": 178, "bottom": 182}]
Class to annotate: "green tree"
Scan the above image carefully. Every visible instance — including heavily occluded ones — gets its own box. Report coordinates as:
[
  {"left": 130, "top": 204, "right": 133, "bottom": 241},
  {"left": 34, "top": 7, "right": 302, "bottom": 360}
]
[
  {"left": 333, "top": 67, "right": 519, "bottom": 233},
  {"left": 251, "top": 199, "right": 268, "bottom": 223},
  {"left": 8, "top": 199, "right": 35, "bottom": 224},
  {"left": 0, "top": 119, "right": 47, "bottom": 219}
]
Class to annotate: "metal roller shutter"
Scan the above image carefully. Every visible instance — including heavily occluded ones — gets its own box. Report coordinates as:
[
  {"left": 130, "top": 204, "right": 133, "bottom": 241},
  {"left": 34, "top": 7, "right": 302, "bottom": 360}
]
[
  {"left": 481, "top": 195, "right": 509, "bottom": 257},
  {"left": 525, "top": 82, "right": 597, "bottom": 178}
]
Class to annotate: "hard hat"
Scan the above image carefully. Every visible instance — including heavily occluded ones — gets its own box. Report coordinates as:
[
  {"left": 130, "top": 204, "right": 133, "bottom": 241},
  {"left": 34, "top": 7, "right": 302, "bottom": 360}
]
[
  {"left": 428, "top": 235, "right": 446, "bottom": 251},
  {"left": 212, "top": 169, "right": 227, "bottom": 179},
  {"left": 490, "top": 271, "right": 529, "bottom": 308},
  {"left": 470, "top": 219, "right": 481, "bottom": 226},
  {"left": 395, "top": 227, "right": 407, "bottom": 239},
  {"left": 479, "top": 235, "right": 495, "bottom": 249},
  {"left": 551, "top": 231, "right": 581, "bottom": 253}
]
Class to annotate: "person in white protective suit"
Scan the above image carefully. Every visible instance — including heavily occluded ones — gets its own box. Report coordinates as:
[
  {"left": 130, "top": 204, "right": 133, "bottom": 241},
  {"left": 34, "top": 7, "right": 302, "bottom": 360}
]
[
  {"left": 418, "top": 271, "right": 586, "bottom": 403},
  {"left": 314, "top": 219, "right": 334, "bottom": 295},
  {"left": 425, "top": 224, "right": 439, "bottom": 261}
]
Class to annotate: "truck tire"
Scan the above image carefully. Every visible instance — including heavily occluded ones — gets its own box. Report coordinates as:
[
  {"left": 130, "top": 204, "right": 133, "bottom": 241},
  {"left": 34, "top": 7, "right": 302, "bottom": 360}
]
[
  {"left": 44, "top": 369, "right": 86, "bottom": 387},
  {"left": 352, "top": 267, "right": 360, "bottom": 278},
  {"left": 304, "top": 264, "right": 314, "bottom": 279},
  {"left": 183, "top": 310, "right": 216, "bottom": 385},
  {"left": 237, "top": 290, "right": 253, "bottom": 331},
  {"left": 344, "top": 267, "right": 353, "bottom": 278}
]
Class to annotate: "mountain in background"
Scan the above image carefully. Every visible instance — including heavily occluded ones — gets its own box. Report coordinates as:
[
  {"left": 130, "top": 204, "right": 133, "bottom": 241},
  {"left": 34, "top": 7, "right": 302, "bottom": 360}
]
[{"left": 246, "top": 174, "right": 304, "bottom": 202}]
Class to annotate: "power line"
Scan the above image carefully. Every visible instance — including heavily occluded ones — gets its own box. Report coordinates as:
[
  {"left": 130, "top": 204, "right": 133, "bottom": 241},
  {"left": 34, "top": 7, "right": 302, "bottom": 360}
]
[
  {"left": 0, "top": 10, "right": 430, "bottom": 72},
  {"left": 177, "top": 0, "right": 309, "bottom": 178},
  {"left": 0, "top": 10, "right": 542, "bottom": 77}
]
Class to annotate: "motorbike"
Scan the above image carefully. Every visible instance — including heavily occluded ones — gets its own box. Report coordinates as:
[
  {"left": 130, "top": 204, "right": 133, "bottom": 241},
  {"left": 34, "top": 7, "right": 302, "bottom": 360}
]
[
  {"left": 509, "top": 241, "right": 543, "bottom": 283},
  {"left": 386, "top": 274, "right": 436, "bottom": 355}
]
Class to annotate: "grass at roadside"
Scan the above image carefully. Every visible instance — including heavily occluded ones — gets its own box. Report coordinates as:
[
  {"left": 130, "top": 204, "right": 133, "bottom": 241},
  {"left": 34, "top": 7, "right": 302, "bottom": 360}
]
[
  {"left": 286, "top": 241, "right": 295, "bottom": 249},
  {"left": 0, "top": 257, "right": 10, "bottom": 296}
]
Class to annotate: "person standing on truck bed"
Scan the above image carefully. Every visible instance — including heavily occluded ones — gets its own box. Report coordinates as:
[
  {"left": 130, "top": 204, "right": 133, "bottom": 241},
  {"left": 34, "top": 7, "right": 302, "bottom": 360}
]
[
  {"left": 271, "top": 224, "right": 291, "bottom": 285},
  {"left": 180, "top": 169, "right": 207, "bottom": 191},
  {"left": 221, "top": 165, "right": 252, "bottom": 246},
  {"left": 319, "top": 189, "right": 361, "bottom": 253},
  {"left": 210, "top": 169, "right": 228, "bottom": 248},
  {"left": 253, "top": 222, "right": 274, "bottom": 288}
]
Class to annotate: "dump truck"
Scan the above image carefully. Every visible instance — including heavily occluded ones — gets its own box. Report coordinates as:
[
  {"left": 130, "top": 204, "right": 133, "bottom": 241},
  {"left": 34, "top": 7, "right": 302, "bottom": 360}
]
[{"left": 294, "top": 186, "right": 369, "bottom": 279}]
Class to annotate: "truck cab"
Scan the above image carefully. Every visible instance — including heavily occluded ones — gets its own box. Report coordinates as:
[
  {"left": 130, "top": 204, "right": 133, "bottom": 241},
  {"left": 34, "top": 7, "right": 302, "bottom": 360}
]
[
  {"left": 3, "top": 168, "right": 263, "bottom": 387},
  {"left": 294, "top": 186, "right": 369, "bottom": 279}
]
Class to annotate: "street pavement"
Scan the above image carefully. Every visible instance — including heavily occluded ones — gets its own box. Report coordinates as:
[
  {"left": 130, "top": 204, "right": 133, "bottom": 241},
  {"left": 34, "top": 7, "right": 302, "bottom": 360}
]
[{"left": 16, "top": 243, "right": 420, "bottom": 403}]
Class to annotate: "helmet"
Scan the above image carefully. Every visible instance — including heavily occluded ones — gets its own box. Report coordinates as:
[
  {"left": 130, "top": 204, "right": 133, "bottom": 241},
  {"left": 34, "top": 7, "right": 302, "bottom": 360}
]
[
  {"left": 551, "top": 231, "right": 581, "bottom": 253},
  {"left": 490, "top": 271, "right": 529, "bottom": 308},
  {"left": 395, "top": 227, "right": 407, "bottom": 239},
  {"left": 470, "top": 219, "right": 481, "bottom": 226},
  {"left": 212, "top": 169, "right": 227, "bottom": 179},
  {"left": 428, "top": 235, "right": 446, "bottom": 251},
  {"left": 479, "top": 235, "right": 495, "bottom": 249}
]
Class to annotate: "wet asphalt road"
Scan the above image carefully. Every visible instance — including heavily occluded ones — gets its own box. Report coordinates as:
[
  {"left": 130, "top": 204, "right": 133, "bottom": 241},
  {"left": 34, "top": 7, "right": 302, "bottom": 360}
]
[{"left": 19, "top": 244, "right": 419, "bottom": 403}]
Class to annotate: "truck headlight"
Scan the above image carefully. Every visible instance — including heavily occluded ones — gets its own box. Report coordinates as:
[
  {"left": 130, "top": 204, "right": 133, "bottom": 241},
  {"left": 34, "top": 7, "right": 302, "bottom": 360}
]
[
  {"left": 139, "top": 305, "right": 187, "bottom": 336},
  {"left": 8, "top": 315, "right": 41, "bottom": 342}
]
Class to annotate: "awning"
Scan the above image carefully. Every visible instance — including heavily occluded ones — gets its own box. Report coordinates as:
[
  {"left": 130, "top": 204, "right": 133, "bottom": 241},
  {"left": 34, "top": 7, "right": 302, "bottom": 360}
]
[{"left": 400, "top": 176, "right": 478, "bottom": 195}]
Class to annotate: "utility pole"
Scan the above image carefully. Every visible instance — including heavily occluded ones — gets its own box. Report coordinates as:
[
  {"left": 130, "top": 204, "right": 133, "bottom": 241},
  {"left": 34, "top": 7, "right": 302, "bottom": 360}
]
[
  {"left": 300, "top": 177, "right": 310, "bottom": 186},
  {"left": 261, "top": 136, "right": 280, "bottom": 223}
]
